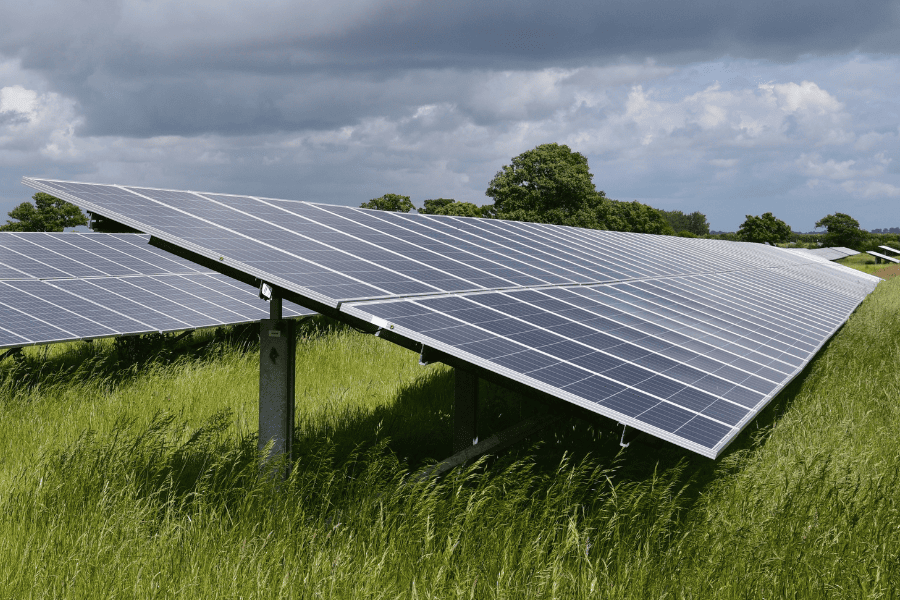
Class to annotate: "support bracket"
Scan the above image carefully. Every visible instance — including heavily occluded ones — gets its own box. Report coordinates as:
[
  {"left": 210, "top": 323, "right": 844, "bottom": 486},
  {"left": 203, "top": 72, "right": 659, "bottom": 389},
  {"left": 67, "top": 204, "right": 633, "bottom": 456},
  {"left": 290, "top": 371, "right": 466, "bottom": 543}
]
[
  {"left": 619, "top": 423, "right": 641, "bottom": 448},
  {"left": 258, "top": 290, "right": 296, "bottom": 477},
  {"left": 416, "top": 413, "right": 560, "bottom": 481},
  {"left": 418, "top": 344, "right": 440, "bottom": 366},
  {"left": 454, "top": 368, "right": 479, "bottom": 453}
]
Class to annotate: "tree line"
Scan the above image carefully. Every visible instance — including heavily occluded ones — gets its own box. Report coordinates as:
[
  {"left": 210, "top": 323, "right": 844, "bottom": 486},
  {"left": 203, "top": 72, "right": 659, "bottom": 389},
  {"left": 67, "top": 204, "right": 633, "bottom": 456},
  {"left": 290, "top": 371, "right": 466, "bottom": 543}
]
[
  {"left": 361, "top": 143, "right": 873, "bottom": 250},
  {"left": 1, "top": 143, "right": 874, "bottom": 252}
]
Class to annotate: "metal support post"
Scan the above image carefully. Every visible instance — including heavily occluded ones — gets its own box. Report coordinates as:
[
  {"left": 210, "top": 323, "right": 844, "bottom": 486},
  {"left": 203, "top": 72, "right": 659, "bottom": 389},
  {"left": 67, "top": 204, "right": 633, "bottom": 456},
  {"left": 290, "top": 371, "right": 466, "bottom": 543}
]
[
  {"left": 453, "top": 368, "right": 479, "bottom": 453},
  {"left": 259, "top": 292, "right": 295, "bottom": 473}
]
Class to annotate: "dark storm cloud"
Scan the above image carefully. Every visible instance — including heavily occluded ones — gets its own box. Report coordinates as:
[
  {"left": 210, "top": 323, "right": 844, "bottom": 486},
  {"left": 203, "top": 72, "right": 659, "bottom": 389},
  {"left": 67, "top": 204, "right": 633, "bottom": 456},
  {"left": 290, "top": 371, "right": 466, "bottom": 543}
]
[
  {"left": 1, "top": 0, "right": 897, "bottom": 138},
  {"left": 316, "top": 0, "right": 899, "bottom": 65}
]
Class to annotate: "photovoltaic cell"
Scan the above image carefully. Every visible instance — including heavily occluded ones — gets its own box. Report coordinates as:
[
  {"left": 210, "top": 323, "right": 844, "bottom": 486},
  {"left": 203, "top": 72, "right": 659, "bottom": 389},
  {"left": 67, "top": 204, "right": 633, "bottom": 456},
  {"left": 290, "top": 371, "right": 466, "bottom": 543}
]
[
  {"left": 0, "top": 231, "right": 315, "bottom": 350},
  {"left": 21, "top": 178, "right": 880, "bottom": 458}
]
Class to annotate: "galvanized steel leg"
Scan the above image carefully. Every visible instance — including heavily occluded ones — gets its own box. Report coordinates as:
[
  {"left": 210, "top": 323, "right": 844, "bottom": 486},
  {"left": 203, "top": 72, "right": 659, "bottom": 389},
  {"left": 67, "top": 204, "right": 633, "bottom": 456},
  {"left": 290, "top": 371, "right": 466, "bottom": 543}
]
[
  {"left": 453, "top": 368, "right": 479, "bottom": 453},
  {"left": 259, "top": 295, "right": 295, "bottom": 474}
]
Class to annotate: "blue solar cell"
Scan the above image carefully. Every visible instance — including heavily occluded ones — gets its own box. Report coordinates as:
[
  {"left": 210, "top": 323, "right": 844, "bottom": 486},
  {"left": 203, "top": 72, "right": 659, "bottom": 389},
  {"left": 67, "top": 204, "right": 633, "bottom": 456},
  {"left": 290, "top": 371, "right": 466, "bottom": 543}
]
[
  {"left": 49, "top": 278, "right": 190, "bottom": 332},
  {"left": 633, "top": 375, "right": 686, "bottom": 399},
  {"left": 638, "top": 402, "right": 695, "bottom": 433},
  {"left": 457, "top": 337, "right": 523, "bottom": 360},
  {"left": 701, "top": 400, "right": 749, "bottom": 426},
  {"left": 493, "top": 350, "right": 558, "bottom": 373},
  {"left": 600, "top": 388, "right": 659, "bottom": 417},
  {"left": 8, "top": 280, "right": 149, "bottom": 335},
  {"left": 0, "top": 281, "right": 116, "bottom": 339},
  {"left": 0, "top": 247, "right": 71, "bottom": 279},
  {"left": 675, "top": 416, "right": 732, "bottom": 449},
  {"left": 570, "top": 351, "right": 626, "bottom": 374},
  {"left": 563, "top": 376, "right": 627, "bottom": 402}
]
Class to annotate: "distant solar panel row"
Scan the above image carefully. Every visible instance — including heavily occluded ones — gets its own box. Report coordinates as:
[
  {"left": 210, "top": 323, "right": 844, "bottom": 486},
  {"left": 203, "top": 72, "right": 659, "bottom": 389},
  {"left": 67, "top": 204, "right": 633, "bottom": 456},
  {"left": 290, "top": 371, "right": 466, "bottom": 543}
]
[
  {"left": 785, "top": 246, "right": 859, "bottom": 261},
  {"left": 0, "top": 232, "right": 312, "bottom": 350},
  {"left": 22, "top": 178, "right": 881, "bottom": 457}
]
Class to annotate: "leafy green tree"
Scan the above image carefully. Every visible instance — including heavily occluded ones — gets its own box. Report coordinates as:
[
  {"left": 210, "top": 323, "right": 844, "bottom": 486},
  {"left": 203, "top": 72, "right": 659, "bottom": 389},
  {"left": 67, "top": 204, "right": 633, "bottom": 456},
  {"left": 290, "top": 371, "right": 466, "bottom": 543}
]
[
  {"left": 661, "top": 209, "right": 710, "bottom": 236},
  {"left": 360, "top": 194, "right": 414, "bottom": 212},
  {"left": 737, "top": 212, "right": 792, "bottom": 244},
  {"left": 0, "top": 192, "right": 88, "bottom": 232},
  {"left": 419, "top": 198, "right": 456, "bottom": 214},
  {"left": 599, "top": 200, "right": 675, "bottom": 236},
  {"left": 485, "top": 143, "right": 606, "bottom": 226},
  {"left": 815, "top": 212, "right": 867, "bottom": 249},
  {"left": 420, "top": 199, "right": 484, "bottom": 218}
]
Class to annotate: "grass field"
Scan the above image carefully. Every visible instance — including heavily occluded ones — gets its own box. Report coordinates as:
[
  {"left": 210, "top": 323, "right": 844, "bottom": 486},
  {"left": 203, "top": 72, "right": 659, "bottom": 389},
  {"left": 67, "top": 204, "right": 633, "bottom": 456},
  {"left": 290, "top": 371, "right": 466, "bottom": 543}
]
[{"left": 1, "top": 261, "right": 899, "bottom": 598}]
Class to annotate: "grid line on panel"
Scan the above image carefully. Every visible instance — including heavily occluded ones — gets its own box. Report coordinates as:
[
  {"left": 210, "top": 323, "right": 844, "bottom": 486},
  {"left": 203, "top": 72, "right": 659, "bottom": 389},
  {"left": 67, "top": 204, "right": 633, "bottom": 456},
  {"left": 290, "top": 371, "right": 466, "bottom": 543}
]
[
  {"left": 657, "top": 273, "right": 848, "bottom": 334},
  {"left": 0, "top": 244, "right": 75, "bottom": 279},
  {"left": 392, "top": 293, "right": 749, "bottom": 424},
  {"left": 155, "top": 274, "right": 260, "bottom": 321},
  {"left": 101, "top": 233, "right": 214, "bottom": 274},
  {"left": 58, "top": 233, "right": 200, "bottom": 277},
  {"left": 35, "top": 280, "right": 159, "bottom": 334},
  {"left": 374, "top": 210, "right": 615, "bottom": 284},
  {"left": 434, "top": 216, "right": 645, "bottom": 281},
  {"left": 120, "top": 186, "right": 404, "bottom": 301},
  {"left": 48, "top": 278, "right": 193, "bottom": 333},
  {"left": 191, "top": 192, "right": 488, "bottom": 294},
  {"left": 482, "top": 287, "right": 777, "bottom": 401},
  {"left": 21, "top": 180, "right": 354, "bottom": 308},
  {"left": 0, "top": 234, "right": 108, "bottom": 278},
  {"left": 508, "top": 221, "right": 689, "bottom": 278},
  {"left": 296, "top": 202, "right": 586, "bottom": 288},
  {"left": 344, "top": 297, "right": 739, "bottom": 454},
  {"left": 528, "top": 284, "right": 796, "bottom": 383},
  {"left": 610, "top": 278, "right": 828, "bottom": 355},
  {"left": 10, "top": 233, "right": 141, "bottom": 278},
  {"left": 0, "top": 281, "right": 94, "bottom": 342},
  {"left": 202, "top": 192, "right": 542, "bottom": 293}
]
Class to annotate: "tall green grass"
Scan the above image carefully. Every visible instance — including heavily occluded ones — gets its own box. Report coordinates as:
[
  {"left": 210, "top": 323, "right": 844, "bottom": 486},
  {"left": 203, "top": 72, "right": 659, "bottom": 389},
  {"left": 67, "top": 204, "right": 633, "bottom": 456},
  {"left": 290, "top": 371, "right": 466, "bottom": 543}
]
[{"left": 1, "top": 276, "right": 899, "bottom": 597}]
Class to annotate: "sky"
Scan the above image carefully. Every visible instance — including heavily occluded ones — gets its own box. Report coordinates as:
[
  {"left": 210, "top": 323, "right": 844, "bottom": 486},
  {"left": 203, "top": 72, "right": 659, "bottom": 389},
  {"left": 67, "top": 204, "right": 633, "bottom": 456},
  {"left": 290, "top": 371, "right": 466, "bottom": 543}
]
[{"left": 1, "top": 1, "right": 899, "bottom": 232}]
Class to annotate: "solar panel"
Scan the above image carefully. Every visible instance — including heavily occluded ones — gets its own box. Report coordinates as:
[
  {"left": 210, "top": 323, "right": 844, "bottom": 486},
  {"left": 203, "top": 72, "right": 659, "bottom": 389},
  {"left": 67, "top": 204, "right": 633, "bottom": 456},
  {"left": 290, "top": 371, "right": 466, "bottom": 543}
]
[
  {"left": 22, "top": 178, "right": 880, "bottom": 457},
  {"left": 784, "top": 247, "right": 859, "bottom": 262},
  {"left": 867, "top": 250, "right": 900, "bottom": 264},
  {"left": 0, "top": 232, "right": 314, "bottom": 351},
  {"left": 878, "top": 245, "right": 900, "bottom": 256}
]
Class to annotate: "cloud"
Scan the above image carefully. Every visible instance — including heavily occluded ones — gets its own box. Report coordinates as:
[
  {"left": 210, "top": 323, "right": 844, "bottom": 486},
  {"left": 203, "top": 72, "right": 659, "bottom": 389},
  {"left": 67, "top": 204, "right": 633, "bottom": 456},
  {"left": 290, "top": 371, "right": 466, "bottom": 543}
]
[
  {"left": 0, "top": 84, "right": 82, "bottom": 162},
  {"left": 840, "top": 180, "right": 900, "bottom": 198},
  {"left": 1, "top": 0, "right": 898, "bottom": 139}
]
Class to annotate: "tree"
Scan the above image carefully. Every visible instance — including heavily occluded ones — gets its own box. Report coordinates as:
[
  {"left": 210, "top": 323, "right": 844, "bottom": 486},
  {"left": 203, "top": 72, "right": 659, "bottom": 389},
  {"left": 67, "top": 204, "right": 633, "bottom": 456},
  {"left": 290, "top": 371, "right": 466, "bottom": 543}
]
[
  {"left": 420, "top": 198, "right": 484, "bottom": 218},
  {"left": 360, "top": 194, "right": 414, "bottom": 212},
  {"left": 737, "top": 212, "right": 792, "bottom": 244},
  {"left": 661, "top": 209, "right": 710, "bottom": 236},
  {"left": 0, "top": 192, "right": 88, "bottom": 232},
  {"left": 419, "top": 198, "right": 456, "bottom": 214},
  {"left": 599, "top": 200, "right": 675, "bottom": 235},
  {"left": 815, "top": 212, "right": 867, "bottom": 249},
  {"left": 485, "top": 143, "right": 606, "bottom": 226}
]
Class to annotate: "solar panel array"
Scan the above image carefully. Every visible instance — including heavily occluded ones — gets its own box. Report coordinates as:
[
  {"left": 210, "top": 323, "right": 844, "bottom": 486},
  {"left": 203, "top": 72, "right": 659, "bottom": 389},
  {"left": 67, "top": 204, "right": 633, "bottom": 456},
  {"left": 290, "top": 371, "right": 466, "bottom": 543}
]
[
  {"left": 785, "top": 246, "right": 859, "bottom": 261},
  {"left": 22, "top": 178, "right": 881, "bottom": 457},
  {"left": 879, "top": 245, "right": 900, "bottom": 256},
  {"left": 0, "top": 232, "right": 312, "bottom": 350},
  {"left": 867, "top": 250, "right": 900, "bottom": 264}
]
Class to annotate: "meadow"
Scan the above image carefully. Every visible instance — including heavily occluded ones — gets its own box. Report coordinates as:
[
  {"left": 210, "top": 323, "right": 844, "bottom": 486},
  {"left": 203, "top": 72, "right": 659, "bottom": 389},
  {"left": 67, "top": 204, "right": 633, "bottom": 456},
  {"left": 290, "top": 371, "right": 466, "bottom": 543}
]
[{"left": 0, "top": 257, "right": 898, "bottom": 598}]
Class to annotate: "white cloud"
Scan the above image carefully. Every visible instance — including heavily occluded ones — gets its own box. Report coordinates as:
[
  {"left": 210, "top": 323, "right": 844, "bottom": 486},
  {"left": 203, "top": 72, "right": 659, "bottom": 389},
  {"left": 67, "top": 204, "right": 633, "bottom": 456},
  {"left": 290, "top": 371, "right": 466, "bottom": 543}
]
[
  {"left": 0, "top": 84, "right": 82, "bottom": 162},
  {"left": 840, "top": 180, "right": 900, "bottom": 198},
  {"left": 1, "top": 54, "right": 898, "bottom": 234}
]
